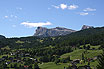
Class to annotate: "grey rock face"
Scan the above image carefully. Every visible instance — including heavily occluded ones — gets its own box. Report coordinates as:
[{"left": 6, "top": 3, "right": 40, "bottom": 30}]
[
  {"left": 81, "top": 25, "right": 94, "bottom": 30},
  {"left": 34, "top": 27, "right": 76, "bottom": 37}
]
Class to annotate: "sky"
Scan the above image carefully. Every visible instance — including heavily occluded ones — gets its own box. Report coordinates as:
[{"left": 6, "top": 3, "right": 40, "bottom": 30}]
[{"left": 0, "top": 0, "right": 104, "bottom": 37}]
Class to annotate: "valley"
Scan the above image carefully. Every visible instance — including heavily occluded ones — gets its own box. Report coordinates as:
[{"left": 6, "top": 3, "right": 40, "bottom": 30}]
[{"left": 0, "top": 27, "right": 104, "bottom": 69}]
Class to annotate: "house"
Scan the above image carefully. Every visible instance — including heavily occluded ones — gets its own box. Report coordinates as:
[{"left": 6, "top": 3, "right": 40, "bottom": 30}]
[
  {"left": 24, "top": 65, "right": 29, "bottom": 69},
  {"left": 0, "top": 58, "right": 5, "bottom": 62},
  {"left": 34, "top": 58, "right": 38, "bottom": 62},
  {"left": 10, "top": 52, "right": 16, "bottom": 56},
  {"left": 17, "top": 60, "right": 21, "bottom": 63},
  {"left": 93, "top": 56, "right": 97, "bottom": 60},
  {"left": 25, "top": 53, "right": 30, "bottom": 57},
  {"left": 72, "top": 59, "right": 80, "bottom": 64},
  {"left": 6, "top": 62, "right": 10, "bottom": 64}
]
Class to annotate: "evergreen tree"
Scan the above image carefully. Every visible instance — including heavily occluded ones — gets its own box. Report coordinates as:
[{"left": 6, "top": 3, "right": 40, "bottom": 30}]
[
  {"left": 82, "top": 53, "right": 84, "bottom": 60},
  {"left": 83, "top": 45, "right": 86, "bottom": 49},
  {"left": 66, "top": 56, "right": 71, "bottom": 61},
  {"left": 87, "top": 45, "right": 90, "bottom": 50},
  {"left": 10, "top": 64, "right": 13, "bottom": 68},
  {"left": 97, "top": 51, "right": 104, "bottom": 69},
  {"left": 34, "top": 62, "right": 39, "bottom": 69},
  {"left": 54, "top": 58, "right": 60, "bottom": 65}
]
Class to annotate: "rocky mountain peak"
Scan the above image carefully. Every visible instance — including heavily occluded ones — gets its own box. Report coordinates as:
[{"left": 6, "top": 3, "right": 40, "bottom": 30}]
[
  {"left": 34, "top": 27, "right": 76, "bottom": 37},
  {"left": 81, "top": 25, "right": 94, "bottom": 30},
  {"left": 53, "top": 27, "right": 69, "bottom": 30}
]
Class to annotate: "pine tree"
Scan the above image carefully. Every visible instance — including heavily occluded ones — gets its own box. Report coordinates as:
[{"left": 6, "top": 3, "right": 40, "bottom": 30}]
[
  {"left": 82, "top": 53, "right": 84, "bottom": 60},
  {"left": 97, "top": 51, "right": 104, "bottom": 69},
  {"left": 34, "top": 62, "right": 39, "bottom": 69}
]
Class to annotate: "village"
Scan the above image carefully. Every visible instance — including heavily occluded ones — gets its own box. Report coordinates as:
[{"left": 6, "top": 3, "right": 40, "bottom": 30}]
[{"left": 0, "top": 45, "right": 101, "bottom": 69}]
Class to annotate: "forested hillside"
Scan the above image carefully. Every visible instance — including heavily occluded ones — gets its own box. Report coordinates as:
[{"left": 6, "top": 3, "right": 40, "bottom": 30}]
[
  {"left": 0, "top": 27, "right": 104, "bottom": 69},
  {"left": 0, "top": 35, "right": 5, "bottom": 39},
  {"left": 0, "top": 27, "right": 104, "bottom": 49}
]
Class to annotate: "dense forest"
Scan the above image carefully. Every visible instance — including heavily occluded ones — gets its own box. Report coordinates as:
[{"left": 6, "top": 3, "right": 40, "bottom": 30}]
[{"left": 0, "top": 27, "right": 104, "bottom": 49}]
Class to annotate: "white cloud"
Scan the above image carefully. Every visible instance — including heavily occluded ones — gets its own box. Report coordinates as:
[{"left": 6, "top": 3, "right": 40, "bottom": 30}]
[
  {"left": 79, "top": 12, "right": 89, "bottom": 16},
  {"left": 68, "top": 5, "right": 78, "bottom": 10},
  {"left": 60, "top": 4, "right": 67, "bottom": 9},
  {"left": 4, "top": 16, "right": 9, "bottom": 18},
  {"left": 21, "top": 21, "right": 52, "bottom": 28},
  {"left": 52, "top": 5, "right": 59, "bottom": 9},
  {"left": 52, "top": 4, "right": 78, "bottom": 10},
  {"left": 4, "top": 15, "right": 17, "bottom": 19},
  {"left": 83, "top": 8, "right": 96, "bottom": 11}
]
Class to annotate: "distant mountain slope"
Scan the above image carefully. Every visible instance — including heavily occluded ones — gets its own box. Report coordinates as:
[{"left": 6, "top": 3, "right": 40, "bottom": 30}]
[
  {"left": 0, "top": 35, "right": 5, "bottom": 39},
  {"left": 34, "top": 27, "right": 76, "bottom": 37},
  {"left": 56, "top": 27, "right": 104, "bottom": 46}
]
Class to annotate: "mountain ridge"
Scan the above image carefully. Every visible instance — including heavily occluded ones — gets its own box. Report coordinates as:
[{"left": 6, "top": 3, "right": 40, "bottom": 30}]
[
  {"left": 34, "top": 26, "right": 76, "bottom": 37},
  {"left": 0, "top": 35, "right": 5, "bottom": 39},
  {"left": 34, "top": 25, "right": 94, "bottom": 37}
]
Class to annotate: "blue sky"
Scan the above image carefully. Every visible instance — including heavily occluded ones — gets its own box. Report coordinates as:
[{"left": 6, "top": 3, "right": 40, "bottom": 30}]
[{"left": 0, "top": 0, "right": 104, "bottom": 37}]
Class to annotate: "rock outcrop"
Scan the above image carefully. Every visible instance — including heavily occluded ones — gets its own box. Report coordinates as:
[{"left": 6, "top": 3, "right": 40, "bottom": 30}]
[
  {"left": 34, "top": 27, "right": 76, "bottom": 37},
  {"left": 81, "top": 25, "right": 94, "bottom": 30}
]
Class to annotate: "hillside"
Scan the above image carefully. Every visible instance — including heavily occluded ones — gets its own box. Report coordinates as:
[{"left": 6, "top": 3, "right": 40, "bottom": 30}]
[
  {"left": 0, "top": 35, "right": 5, "bottom": 39},
  {"left": 0, "top": 27, "right": 104, "bottom": 69},
  {"left": 0, "top": 27, "right": 104, "bottom": 49}
]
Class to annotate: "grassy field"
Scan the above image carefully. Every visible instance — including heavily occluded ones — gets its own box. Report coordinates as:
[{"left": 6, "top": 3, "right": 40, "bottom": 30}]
[
  {"left": 39, "top": 62, "right": 68, "bottom": 69},
  {"left": 80, "top": 44, "right": 100, "bottom": 49},
  {"left": 60, "top": 49, "right": 102, "bottom": 60},
  {"left": 40, "top": 45, "right": 102, "bottom": 69},
  {"left": 77, "top": 61, "right": 98, "bottom": 69},
  {"left": 39, "top": 48, "right": 102, "bottom": 69},
  {"left": 39, "top": 61, "right": 98, "bottom": 69}
]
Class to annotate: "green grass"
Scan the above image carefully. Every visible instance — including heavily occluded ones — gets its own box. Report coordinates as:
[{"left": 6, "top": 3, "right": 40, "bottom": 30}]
[
  {"left": 80, "top": 44, "right": 100, "bottom": 49},
  {"left": 85, "top": 50, "right": 102, "bottom": 58},
  {"left": 60, "top": 48, "right": 102, "bottom": 68},
  {"left": 77, "top": 61, "right": 98, "bottom": 69},
  {"left": 90, "top": 46, "right": 100, "bottom": 49},
  {"left": 60, "top": 49, "right": 85, "bottom": 60},
  {"left": 60, "top": 49, "right": 102, "bottom": 60},
  {"left": 40, "top": 48, "right": 102, "bottom": 69},
  {"left": 39, "top": 62, "right": 68, "bottom": 69},
  {"left": 1, "top": 46, "right": 11, "bottom": 50},
  {"left": 16, "top": 40, "right": 24, "bottom": 44},
  {"left": 39, "top": 61, "right": 99, "bottom": 69}
]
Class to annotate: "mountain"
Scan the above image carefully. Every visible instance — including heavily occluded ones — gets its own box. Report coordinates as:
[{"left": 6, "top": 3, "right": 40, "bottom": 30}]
[
  {"left": 0, "top": 35, "right": 5, "bottom": 39},
  {"left": 34, "top": 27, "right": 76, "bottom": 37},
  {"left": 81, "top": 25, "right": 94, "bottom": 30}
]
